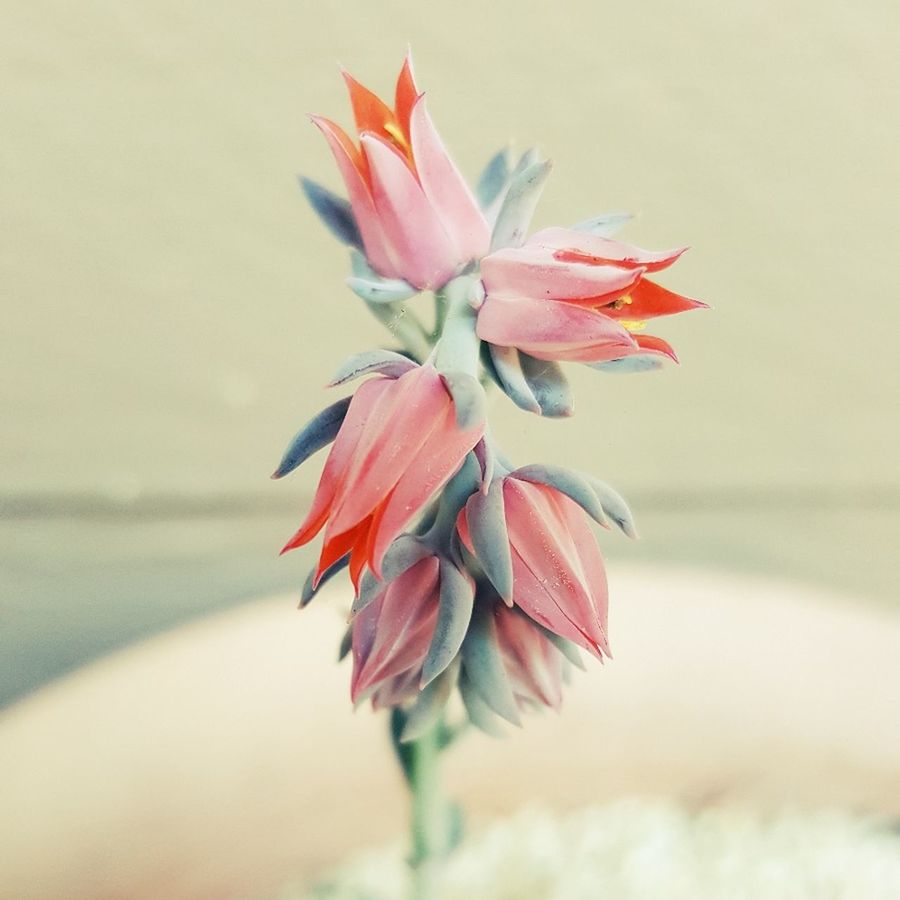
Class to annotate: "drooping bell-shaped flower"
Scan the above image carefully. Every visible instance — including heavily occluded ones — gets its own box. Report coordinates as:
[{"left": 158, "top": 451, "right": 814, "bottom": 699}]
[
  {"left": 308, "top": 53, "right": 490, "bottom": 291},
  {"left": 277, "top": 360, "right": 484, "bottom": 588},
  {"left": 350, "top": 532, "right": 476, "bottom": 707},
  {"left": 494, "top": 603, "right": 567, "bottom": 711},
  {"left": 458, "top": 464, "right": 637, "bottom": 659},
  {"left": 477, "top": 226, "right": 707, "bottom": 367}
]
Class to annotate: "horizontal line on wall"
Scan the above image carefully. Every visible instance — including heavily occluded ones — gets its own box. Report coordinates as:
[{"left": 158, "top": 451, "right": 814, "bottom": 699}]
[{"left": 2, "top": 486, "right": 899, "bottom": 521}]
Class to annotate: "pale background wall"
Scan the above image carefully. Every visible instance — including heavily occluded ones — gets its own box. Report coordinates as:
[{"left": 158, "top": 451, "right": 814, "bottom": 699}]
[{"left": 2, "top": 0, "right": 898, "bottom": 705}]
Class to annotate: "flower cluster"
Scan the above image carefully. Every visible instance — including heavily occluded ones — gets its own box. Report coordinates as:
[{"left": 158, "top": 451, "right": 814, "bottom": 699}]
[{"left": 276, "top": 54, "right": 705, "bottom": 737}]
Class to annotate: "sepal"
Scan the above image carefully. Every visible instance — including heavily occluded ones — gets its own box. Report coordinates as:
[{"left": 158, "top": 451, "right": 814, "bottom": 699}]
[
  {"left": 328, "top": 349, "right": 416, "bottom": 386},
  {"left": 572, "top": 212, "right": 633, "bottom": 238},
  {"left": 299, "top": 176, "right": 363, "bottom": 250},
  {"left": 421, "top": 562, "right": 475, "bottom": 687},
  {"left": 511, "top": 464, "right": 608, "bottom": 526},
  {"left": 271, "top": 396, "right": 352, "bottom": 480},
  {"left": 582, "top": 476, "right": 638, "bottom": 538},
  {"left": 518, "top": 353, "right": 574, "bottom": 417},
  {"left": 489, "top": 158, "right": 552, "bottom": 252},
  {"left": 460, "top": 604, "right": 521, "bottom": 725}
]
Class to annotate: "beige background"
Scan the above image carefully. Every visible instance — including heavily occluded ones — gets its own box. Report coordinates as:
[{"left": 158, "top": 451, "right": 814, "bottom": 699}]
[{"left": 2, "top": 0, "right": 899, "bottom": 703}]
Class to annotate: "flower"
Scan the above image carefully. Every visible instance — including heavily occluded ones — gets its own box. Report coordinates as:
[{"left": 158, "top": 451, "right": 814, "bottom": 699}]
[
  {"left": 458, "top": 469, "right": 613, "bottom": 659},
  {"left": 350, "top": 555, "right": 440, "bottom": 706},
  {"left": 280, "top": 363, "right": 484, "bottom": 588},
  {"left": 494, "top": 603, "right": 566, "bottom": 711},
  {"left": 350, "top": 539, "right": 476, "bottom": 707},
  {"left": 311, "top": 53, "right": 490, "bottom": 291},
  {"left": 476, "top": 226, "right": 708, "bottom": 365}
]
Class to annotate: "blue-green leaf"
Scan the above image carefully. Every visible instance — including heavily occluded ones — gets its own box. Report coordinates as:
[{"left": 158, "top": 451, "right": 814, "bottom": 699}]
[
  {"left": 466, "top": 481, "right": 513, "bottom": 603},
  {"left": 476, "top": 148, "right": 511, "bottom": 210},
  {"left": 488, "top": 345, "right": 541, "bottom": 414},
  {"left": 299, "top": 177, "right": 362, "bottom": 250},
  {"left": 421, "top": 562, "right": 474, "bottom": 687},
  {"left": 459, "top": 669, "right": 507, "bottom": 737},
  {"left": 462, "top": 604, "right": 520, "bottom": 725},
  {"left": 572, "top": 212, "right": 633, "bottom": 238},
  {"left": 490, "top": 159, "right": 553, "bottom": 251},
  {"left": 328, "top": 349, "right": 415, "bottom": 387},
  {"left": 591, "top": 355, "right": 665, "bottom": 374},
  {"left": 300, "top": 554, "right": 350, "bottom": 608},
  {"left": 400, "top": 662, "right": 458, "bottom": 743},
  {"left": 271, "top": 396, "right": 352, "bottom": 479},
  {"left": 519, "top": 353, "right": 574, "bottom": 418},
  {"left": 346, "top": 275, "right": 418, "bottom": 304},
  {"left": 511, "top": 464, "right": 607, "bottom": 525},
  {"left": 441, "top": 371, "right": 486, "bottom": 430},
  {"left": 582, "top": 476, "right": 638, "bottom": 538}
]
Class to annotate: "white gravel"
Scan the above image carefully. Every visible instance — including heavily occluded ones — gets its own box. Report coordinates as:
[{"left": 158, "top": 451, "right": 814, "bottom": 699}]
[{"left": 296, "top": 801, "right": 900, "bottom": 900}]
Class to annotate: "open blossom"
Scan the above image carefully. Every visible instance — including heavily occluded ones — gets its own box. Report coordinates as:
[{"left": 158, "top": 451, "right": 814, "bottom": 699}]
[
  {"left": 458, "top": 469, "right": 614, "bottom": 659},
  {"left": 280, "top": 363, "right": 484, "bottom": 588},
  {"left": 477, "top": 226, "right": 708, "bottom": 365},
  {"left": 311, "top": 54, "right": 490, "bottom": 290}
]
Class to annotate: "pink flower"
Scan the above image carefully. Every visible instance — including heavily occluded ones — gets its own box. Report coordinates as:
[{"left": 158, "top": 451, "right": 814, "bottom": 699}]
[
  {"left": 350, "top": 556, "right": 439, "bottom": 706},
  {"left": 281, "top": 364, "right": 484, "bottom": 588},
  {"left": 494, "top": 604, "right": 566, "bottom": 712},
  {"left": 477, "top": 226, "right": 708, "bottom": 365},
  {"left": 311, "top": 54, "right": 490, "bottom": 290},
  {"left": 458, "top": 471, "right": 612, "bottom": 659}
]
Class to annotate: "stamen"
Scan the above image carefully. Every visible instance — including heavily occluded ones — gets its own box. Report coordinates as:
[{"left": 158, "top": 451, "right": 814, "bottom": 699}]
[
  {"left": 619, "top": 319, "right": 646, "bottom": 333},
  {"left": 384, "top": 121, "right": 409, "bottom": 149}
]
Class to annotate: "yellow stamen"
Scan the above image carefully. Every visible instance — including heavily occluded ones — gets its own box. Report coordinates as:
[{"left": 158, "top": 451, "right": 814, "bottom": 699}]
[
  {"left": 619, "top": 319, "right": 646, "bottom": 333},
  {"left": 612, "top": 295, "right": 633, "bottom": 310},
  {"left": 384, "top": 121, "right": 408, "bottom": 149}
]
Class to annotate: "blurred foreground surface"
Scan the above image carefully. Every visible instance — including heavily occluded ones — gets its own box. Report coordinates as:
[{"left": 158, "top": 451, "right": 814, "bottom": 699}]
[
  {"left": 1, "top": 569, "right": 898, "bottom": 900},
  {"left": 297, "top": 804, "right": 900, "bottom": 900}
]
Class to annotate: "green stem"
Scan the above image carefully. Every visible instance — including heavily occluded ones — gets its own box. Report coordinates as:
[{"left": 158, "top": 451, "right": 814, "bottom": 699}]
[
  {"left": 409, "top": 719, "right": 446, "bottom": 900},
  {"left": 365, "top": 299, "right": 433, "bottom": 362},
  {"left": 390, "top": 709, "right": 451, "bottom": 900}
]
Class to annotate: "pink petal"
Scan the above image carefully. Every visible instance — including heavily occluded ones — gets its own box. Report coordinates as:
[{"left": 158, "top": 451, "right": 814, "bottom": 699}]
[
  {"left": 528, "top": 226, "right": 688, "bottom": 273},
  {"left": 481, "top": 245, "right": 644, "bottom": 304},
  {"left": 504, "top": 479, "right": 609, "bottom": 657},
  {"left": 495, "top": 606, "right": 564, "bottom": 709},
  {"left": 634, "top": 333, "right": 679, "bottom": 362},
  {"left": 409, "top": 95, "right": 490, "bottom": 265},
  {"left": 351, "top": 557, "right": 440, "bottom": 700},
  {"left": 280, "top": 377, "right": 391, "bottom": 553},
  {"left": 476, "top": 295, "right": 638, "bottom": 363},
  {"left": 327, "top": 366, "right": 450, "bottom": 536},
  {"left": 361, "top": 133, "right": 459, "bottom": 290},
  {"left": 369, "top": 401, "right": 484, "bottom": 572},
  {"left": 310, "top": 116, "right": 398, "bottom": 279}
]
